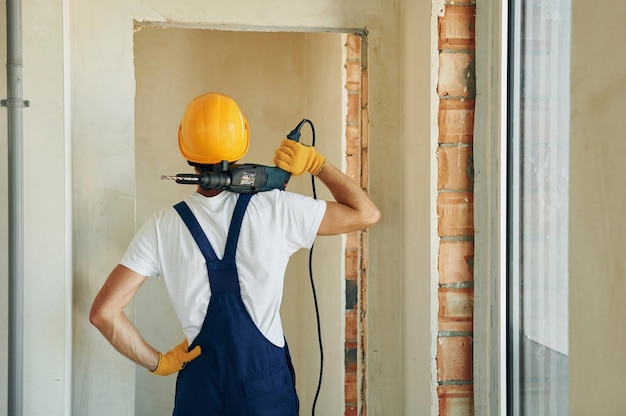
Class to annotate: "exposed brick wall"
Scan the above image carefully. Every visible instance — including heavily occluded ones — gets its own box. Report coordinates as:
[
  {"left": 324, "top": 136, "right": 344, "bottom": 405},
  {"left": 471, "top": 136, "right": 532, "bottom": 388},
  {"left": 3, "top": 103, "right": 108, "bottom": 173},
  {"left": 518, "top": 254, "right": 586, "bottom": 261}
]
[
  {"left": 344, "top": 33, "right": 367, "bottom": 416},
  {"left": 436, "top": 1, "right": 476, "bottom": 415},
  {"left": 343, "top": 6, "right": 476, "bottom": 411}
]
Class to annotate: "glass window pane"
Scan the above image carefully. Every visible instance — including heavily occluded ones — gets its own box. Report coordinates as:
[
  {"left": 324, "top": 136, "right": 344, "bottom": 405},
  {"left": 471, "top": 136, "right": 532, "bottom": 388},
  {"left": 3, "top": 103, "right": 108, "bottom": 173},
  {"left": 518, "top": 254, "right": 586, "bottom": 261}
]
[{"left": 508, "top": 0, "right": 571, "bottom": 415}]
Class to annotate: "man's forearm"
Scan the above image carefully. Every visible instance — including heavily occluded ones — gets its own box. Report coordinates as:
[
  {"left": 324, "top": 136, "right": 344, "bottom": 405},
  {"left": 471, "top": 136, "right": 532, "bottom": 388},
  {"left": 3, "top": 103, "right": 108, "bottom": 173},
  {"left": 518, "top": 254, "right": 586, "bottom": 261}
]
[
  {"left": 90, "top": 264, "right": 160, "bottom": 371},
  {"left": 316, "top": 163, "right": 370, "bottom": 210},
  {"left": 315, "top": 162, "right": 380, "bottom": 235},
  {"left": 93, "top": 310, "right": 160, "bottom": 371}
]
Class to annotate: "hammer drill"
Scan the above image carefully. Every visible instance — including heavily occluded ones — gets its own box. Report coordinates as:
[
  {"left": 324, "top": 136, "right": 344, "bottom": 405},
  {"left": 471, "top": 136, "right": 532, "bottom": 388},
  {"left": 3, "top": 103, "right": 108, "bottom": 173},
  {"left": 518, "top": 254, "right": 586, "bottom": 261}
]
[{"left": 162, "top": 120, "right": 308, "bottom": 194}]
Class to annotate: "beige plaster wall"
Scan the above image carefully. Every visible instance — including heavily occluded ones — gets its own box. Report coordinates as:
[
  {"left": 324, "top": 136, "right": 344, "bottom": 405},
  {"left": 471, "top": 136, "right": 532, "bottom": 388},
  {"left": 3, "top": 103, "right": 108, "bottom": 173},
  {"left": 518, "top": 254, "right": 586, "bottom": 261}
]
[
  {"left": 570, "top": 0, "right": 626, "bottom": 414},
  {"left": 402, "top": 0, "right": 439, "bottom": 414}
]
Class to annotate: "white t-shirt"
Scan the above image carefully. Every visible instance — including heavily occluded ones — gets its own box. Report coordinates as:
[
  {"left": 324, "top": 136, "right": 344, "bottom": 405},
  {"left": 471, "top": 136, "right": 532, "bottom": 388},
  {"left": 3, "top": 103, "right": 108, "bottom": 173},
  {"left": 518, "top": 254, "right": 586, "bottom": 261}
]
[{"left": 120, "top": 190, "right": 326, "bottom": 347}]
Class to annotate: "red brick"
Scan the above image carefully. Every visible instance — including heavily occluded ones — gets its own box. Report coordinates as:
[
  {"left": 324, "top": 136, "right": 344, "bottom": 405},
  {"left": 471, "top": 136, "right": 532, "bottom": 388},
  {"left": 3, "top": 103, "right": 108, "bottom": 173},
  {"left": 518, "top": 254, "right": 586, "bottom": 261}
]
[
  {"left": 346, "top": 124, "right": 360, "bottom": 156},
  {"left": 345, "top": 310, "right": 358, "bottom": 341},
  {"left": 438, "top": 99, "right": 475, "bottom": 144},
  {"left": 437, "top": 192, "right": 474, "bottom": 237},
  {"left": 438, "top": 287, "right": 474, "bottom": 332},
  {"left": 438, "top": 385, "right": 474, "bottom": 416},
  {"left": 346, "top": 92, "right": 360, "bottom": 124},
  {"left": 437, "top": 145, "right": 473, "bottom": 191},
  {"left": 438, "top": 240, "right": 474, "bottom": 285},
  {"left": 437, "top": 336, "right": 473, "bottom": 381},
  {"left": 345, "top": 34, "right": 361, "bottom": 60},
  {"left": 345, "top": 372, "right": 357, "bottom": 404},
  {"left": 437, "top": 52, "right": 475, "bottom": 99},
  {"left": 438, "top": 5, "right": 476, "bottom": 50},
  {"left": 342, "top": 30, "right": 368, "bottom": 416},
  {"left": 345, "top": 405, "right": 358, "bottom": 416},
  {"left": 346, "top": 248, "right": 358, "bottom": 280},
  {"left": 346, "top": 231, "right": 359, "bottom": 250},
  {"left": 345, "top": 60, "right": 361, "bottom": 92},
  {"left": 346, "top": 154, "right": 359, "bottom": 182}
]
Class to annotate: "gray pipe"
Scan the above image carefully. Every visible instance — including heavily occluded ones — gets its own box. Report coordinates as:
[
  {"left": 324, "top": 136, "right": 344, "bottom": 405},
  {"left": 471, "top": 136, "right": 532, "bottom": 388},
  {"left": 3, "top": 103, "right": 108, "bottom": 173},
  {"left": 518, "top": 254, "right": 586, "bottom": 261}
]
[{"left": 3, "top": 0, "right": 28, "bottom": 414}]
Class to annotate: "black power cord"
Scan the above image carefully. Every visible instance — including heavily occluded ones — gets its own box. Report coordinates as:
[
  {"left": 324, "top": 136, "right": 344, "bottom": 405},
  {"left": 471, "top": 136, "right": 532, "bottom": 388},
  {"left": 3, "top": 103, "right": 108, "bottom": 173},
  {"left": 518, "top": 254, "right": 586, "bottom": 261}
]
[{"left": 288, "top": 119, "right": 323, "bottom": 416}]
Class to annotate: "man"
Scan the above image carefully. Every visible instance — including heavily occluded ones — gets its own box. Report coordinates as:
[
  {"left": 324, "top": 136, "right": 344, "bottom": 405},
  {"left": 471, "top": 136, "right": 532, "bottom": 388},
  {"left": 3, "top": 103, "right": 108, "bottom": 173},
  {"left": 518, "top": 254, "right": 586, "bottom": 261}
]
[{"left": 90, "top": 92, "right": 380, "bottom": 415}]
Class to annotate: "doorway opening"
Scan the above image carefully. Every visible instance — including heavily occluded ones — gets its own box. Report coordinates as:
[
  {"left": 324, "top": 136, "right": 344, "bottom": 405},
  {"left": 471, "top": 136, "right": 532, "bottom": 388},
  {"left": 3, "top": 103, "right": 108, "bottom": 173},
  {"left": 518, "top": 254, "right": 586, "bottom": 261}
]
[{"left": 133, "top": 25, "right": 369, "bottom": 415}]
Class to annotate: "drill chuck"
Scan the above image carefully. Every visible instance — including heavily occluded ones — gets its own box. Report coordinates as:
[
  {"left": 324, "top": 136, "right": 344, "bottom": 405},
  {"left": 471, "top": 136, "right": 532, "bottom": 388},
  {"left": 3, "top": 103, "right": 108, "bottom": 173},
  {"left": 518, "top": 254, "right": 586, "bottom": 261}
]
[
  {"left": 197, "top": 171, "right": 232, "bottom": 190},
  {"left": 160, "top": 173, "right": 230, "bottom": 189}
]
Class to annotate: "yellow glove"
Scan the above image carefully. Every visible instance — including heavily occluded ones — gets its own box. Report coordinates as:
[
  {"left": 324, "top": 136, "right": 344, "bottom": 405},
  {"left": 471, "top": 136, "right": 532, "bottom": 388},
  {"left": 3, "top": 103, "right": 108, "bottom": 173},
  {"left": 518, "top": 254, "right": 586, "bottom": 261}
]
[
  {"left": 150, "top": 339, "right": 201, "bottom": 376},
  {"left": 273, "top": 139, "right": 327, "bottom": 176}
]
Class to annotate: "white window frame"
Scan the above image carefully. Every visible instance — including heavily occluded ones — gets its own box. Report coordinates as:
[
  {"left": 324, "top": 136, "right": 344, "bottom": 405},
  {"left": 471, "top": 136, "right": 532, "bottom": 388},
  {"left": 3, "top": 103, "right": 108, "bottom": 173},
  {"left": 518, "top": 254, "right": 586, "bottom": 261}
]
[
  {"left": 474, "top": 0, "right": 571, "bottom": 413},
  {"left": 473, "top": 0, "right": 508, "bottom": 415}
]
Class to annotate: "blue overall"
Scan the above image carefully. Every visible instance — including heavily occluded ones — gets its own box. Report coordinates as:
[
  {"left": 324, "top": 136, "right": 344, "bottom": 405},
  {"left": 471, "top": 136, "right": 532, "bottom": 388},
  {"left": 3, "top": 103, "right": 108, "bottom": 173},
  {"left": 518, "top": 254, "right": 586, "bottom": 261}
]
[{"left": 172, "top": 193, "right": 299, "bottom": 416}]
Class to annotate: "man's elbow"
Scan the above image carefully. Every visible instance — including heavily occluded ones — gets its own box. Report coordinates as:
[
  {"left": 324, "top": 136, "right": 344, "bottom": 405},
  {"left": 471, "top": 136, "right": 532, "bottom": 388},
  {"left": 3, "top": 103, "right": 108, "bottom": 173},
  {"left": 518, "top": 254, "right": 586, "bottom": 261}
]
[
  {"left": 361, "top": 205, "right": 381, "bottom": 229},
  {"left": 89, "top": 302, "right": 111, "bottom": 333}
]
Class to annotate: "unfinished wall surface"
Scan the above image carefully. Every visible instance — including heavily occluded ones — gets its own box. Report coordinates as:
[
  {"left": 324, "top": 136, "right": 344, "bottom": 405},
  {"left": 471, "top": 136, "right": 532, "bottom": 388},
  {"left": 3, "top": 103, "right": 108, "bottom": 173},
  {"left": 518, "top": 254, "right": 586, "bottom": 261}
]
[
  {"left": 401, "top": 0, "right": 439, "bottom": 414},
  {"left": 436, "top": 2, "right": 476, "bottom": 415},
  {"left": 570, "top": 0, "right": 626, "bottom": 414},
  {"left": 0, "top": 0, "right": 439, "bottom": 414}
]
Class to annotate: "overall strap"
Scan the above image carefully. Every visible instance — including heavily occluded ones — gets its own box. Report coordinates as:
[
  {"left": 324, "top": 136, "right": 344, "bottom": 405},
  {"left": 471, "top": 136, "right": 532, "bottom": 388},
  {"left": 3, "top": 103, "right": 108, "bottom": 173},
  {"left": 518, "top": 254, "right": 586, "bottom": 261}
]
[
  {"left": 173, "top": 193, "right": 253, "bottom": 265},
  {"left": 174, "top": 201, "right": 218, "bottom": 264},
  {"left": 174, "top": 194, "right": 253, "bottom": 295},
  {"left": 223, "top": 193, "right": 252, "bottom": 262}
]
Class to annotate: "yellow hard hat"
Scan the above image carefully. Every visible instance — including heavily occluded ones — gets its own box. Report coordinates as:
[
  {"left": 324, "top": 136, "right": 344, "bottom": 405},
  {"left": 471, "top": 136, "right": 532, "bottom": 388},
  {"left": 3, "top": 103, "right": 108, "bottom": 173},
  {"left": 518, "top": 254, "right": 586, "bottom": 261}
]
[{"left": 178, "top": 93, "right": 250, "bottom": 164}]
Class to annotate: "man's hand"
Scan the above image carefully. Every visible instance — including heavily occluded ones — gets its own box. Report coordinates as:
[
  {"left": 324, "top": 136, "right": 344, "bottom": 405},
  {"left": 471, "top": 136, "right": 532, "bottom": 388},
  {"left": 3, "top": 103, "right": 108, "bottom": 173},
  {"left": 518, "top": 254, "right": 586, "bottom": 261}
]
[
  {"left": 273, "top": 139, "right": 326, "bottom": 176},
  {"left": 151, "top": 339, "right": 202, "bottom": 376}
]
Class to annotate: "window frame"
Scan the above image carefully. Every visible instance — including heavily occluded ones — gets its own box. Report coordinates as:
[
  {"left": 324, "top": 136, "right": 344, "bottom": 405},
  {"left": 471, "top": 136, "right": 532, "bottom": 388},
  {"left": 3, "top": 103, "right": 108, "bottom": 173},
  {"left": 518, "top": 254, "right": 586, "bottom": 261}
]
[
  {"left": 505, "top": 0, "right": 571, "bottom": 414},
  {"left": 474, "top": 1, "right": 570, "bottom": 414},
  {"left": 473, "top": 0, "right": 509, "bottom": 414}
]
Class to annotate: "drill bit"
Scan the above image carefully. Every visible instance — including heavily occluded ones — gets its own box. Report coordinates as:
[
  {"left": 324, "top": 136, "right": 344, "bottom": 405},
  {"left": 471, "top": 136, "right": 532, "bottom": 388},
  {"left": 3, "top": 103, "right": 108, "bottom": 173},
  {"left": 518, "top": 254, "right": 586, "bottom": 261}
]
[
  {"left": 161, "top": 174, "right": 200, "bottom": 184},
  {"left": 161, "top": 175, "right": 183, "bottom": 181}
]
